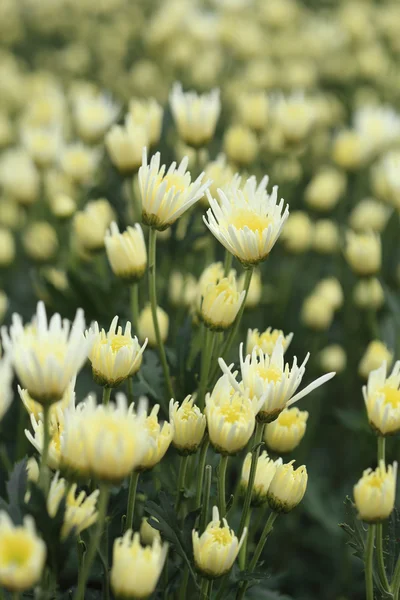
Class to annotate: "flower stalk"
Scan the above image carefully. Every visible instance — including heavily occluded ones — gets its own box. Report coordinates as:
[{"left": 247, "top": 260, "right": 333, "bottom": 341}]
[
  {"left": 365, "top": 524, "right": 376, "bottom": 600},
  {"left": 376, "top": 436, "right": 391, "bottom": 593},
  {"left": 130, "top": 282, "right": 139, "bottom": 332},
  {"left": 38, "top": 404, "right": 51, "bottom": 493},
  {"left": 198, "top": 328, "right": 216, "bottom": 410},
  {"left": 218, "top": 455, "right": 229, "bottom": 518},
  {"left": 195, "top": 437, "right": 210, "bottom": 509},
  {"left": 125, "top": 471, "right": 140, "bottom": 532},
  {"left": 238, "top": 421, "right": 264, "bottom": 539}
]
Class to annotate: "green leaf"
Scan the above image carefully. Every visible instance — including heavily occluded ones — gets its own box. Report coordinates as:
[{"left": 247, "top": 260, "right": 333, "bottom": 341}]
[
  {"left": 339, "top": 496, "right": 365, "bottom": 561},
  {"left": 133, "top": 350, "right": 164, "bottom": 401},
  {"left": 5, "top": 457, "right": 28, "bottom": 524}
]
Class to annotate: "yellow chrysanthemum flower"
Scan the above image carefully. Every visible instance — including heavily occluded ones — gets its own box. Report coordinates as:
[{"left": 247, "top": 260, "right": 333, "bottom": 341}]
[
  {"left": 136, "top": 403, "right": 173, "bottom": 471},
  {"left": 241, "top": 451, "right": 283, "bottom": 506},
  {"left": 267, "top": 461, "right": 308, "bottom": 513},
  {"left": 354, "top": 461, "right": 397, "bottom": 522},
  {"left": 169, "top": 395, "right": 206, "bottom": 454},
  {"left": 264, "top": 407, "right": 308, "bottom": 453}
]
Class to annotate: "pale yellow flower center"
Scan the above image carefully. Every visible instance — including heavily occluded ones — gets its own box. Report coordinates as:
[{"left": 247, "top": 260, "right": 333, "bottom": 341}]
[
  {"left": 146, "top": 416, "right": 160, "bottom": 437},
  {"left": 209, "top": 527, "right": 232, "bottom": 546},
  {"left": 0, "top": 532, "right": 34, "bottom": 567},
  {"left": 179, "top": 403, "right": 196, "bottom": 421},
  {"left": 256, "top": 364, "right": 282, "bottom": 383},
  {"left": 162, "top": 172, "right": 187, "bottom": 194},
  {"left": 231, "top": 209, "right": 272, "bottom": 234},
  {"left": 368, "top": 474, "right": 384, "bottom": 488},
  {"left": 380, "top": 385, "right": 400, "bottom": 407},
  {"left": 259, "top": 331, "right": 282, "bottom": 346},
  {"left": 277, "top": 411, "right": 298, "bottom": 427},
  {"left": 219, "top": 403, "right": 245, "bottom": 424},
  {"left": 102, "top": 334, "right": 132, "bottom": 352}
]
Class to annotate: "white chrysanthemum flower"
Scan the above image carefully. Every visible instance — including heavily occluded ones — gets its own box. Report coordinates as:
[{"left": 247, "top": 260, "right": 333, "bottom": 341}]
[
  {"left": 246, "top": 327, "right": 293, "bottom": 356},
  {"left": 353, "top": 104, "right": 400, "bottom": 158},
  {"left": 0, "top": 355, "right": 13, "bottom": 422},
  {"left": 169, "top": 82, "right": 221, "bottom": 147},
  {"left": 363, "top": 361, "right": 400, "bottom": 436},
  {"left": 136, "top": 400, "right": 173, "bottom": 471},
  {"left": 219, "top": 338, "right": 335, "bottom": 423},
  {"left": 105, "top": 116, "right": 148, "bottom": 174},
  {"left": 204, "top": 174, "right": 289, "bottom": 266},
  {"left": 267, "top": 461, "right": 308, "bottom": 513},
  {"left": 240, "top": 451, "right": 283, "bottom": 506},
  {"left": 169, "top": 395, "right": 206, "bottom": 454},
  {"left": 87, "top": 316, "right": 147, "bottom": 387},
  {"left": 138, "top": 149, "right": 211, "bottom": 230},
  {"left": 19, "top": 377, "right": 76, "bottom": 420},
  {"left": 129, "top": 98, "right": 163, "bottom": 146},
  {"left": 354, "top": 461, "right": 397, "bottom": 523},
  {"left": 21, "top": 126, "right": 62, "bottom": 168},
  {"left": 2, "top": 302, "right": 92, "bottom": 405},
  {"left": 105, "top": 222, "right": 147, "bottom": 282},
  {"left": 73, "top": 93, "right": 119, "bottom": 143},
  {"left": 271, "top": 91, "right": 315, "bottom": 143}
]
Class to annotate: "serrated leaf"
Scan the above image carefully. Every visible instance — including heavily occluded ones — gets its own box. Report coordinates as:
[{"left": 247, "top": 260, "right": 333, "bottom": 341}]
[
  {"left": 339, "top": 496, "right": 365, "bottom": 561},
  {"left": 133, "top": 350, "right": 164, "bottom": 402},
  {"left": 5, "top": 458, "right": 28, "bottom": 524}
]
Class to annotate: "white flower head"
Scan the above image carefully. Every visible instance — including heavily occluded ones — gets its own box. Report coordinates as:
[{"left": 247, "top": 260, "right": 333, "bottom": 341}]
[{"left": 363, "top": 361, "right": 400, "bottom": 436}]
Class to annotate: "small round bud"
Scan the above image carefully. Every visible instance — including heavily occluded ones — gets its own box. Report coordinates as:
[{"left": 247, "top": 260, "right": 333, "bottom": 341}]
[
  {"left": 264, "top": 408, "right": 308, "bottom": 454},
  {"left": 138, "top": 304, "right": 169, "bottom": 347},
  {"left": 267, "top": 461, "right": 308, "bottom": 513}
]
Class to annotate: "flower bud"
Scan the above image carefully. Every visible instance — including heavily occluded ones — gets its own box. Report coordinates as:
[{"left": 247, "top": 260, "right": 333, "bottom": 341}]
[
  {"left": 267, "top": 461, "right": 308, "bottom": 513},
  {"left": 49, "top": 194, "right": 76, "bottom": 219},
  {"left": 140, "top": 517, "right": 161, "bottom": 546},
  {"left": 349, "top": 198, "right": 390, "bottom": 233},
  {"left": 0, "top": 149, "right": 39, "bottom": 205},
  {"left": 304, "top": 168, "right": 346, "bottom": 212},
  {"left": 192, "top": 506, "right": 246, "bottom": 579},
  {"left": 129, "top": 98, "right": 163, "bottom": 147},
  {"left": 332, "top": 130, "right": 364, "bottom": 170},
  {"left": 73, "top": 199, "right": 115, "bottom": 253},
  {"left": 319, "top": 344, "right": 347, "bottom": 374},
  {"left": 105, "top": 222, "right": 147, "bottom": 282},
  {"left": 168, "top": 271, "right": 197, "bottom": 308},
  {"left": 201, "top": 155, "right": 234, "bottom": 207},
  {"left": 105, "top": 117, "right": 148, "bottom": 175},
  {"left": 281, "top": 211, "right": 313, "bottom": 253},
  {"left": 314, "top": 277, "right": 343, "bottom": 311},
  {"left": 264, "top": 407, "right": 308, "bottom": 453},
  {"left": 313, "top": 220, "right": 339, "bottom": 254},
  {"left": 61, "top": 143, "right": 100, "bottom": 185},
  {"left": 0, "top": 228, "right": 15, "bottom": 267},
  {"left": 170, "top": 83, "right": 220, "bottom": 147},
  {"left": 224, "top": 124, "right": 258, "bottom": 166},
  {"left": 353, "top": 278, "right": 384, "bottom": 310},
  {"left": 359, "top": 340, "right": 393, "bottom": 379},
  {"left": 136, "top": 404, "right": 173, "bottom": 471},
  {"left": 237, "top": 91, "right": 269, "bottom": 132},
  {"left": 240, "top": 451, "right": 282, "bottom": 506},
  {"left": 23, "top": 222, "right": 58, "bottom": 262},
  {"left": 354, "top": 461, "right": 397, "bottom": 523},
  {"left": 200, "top": 274, "right": 245, "bottom": 331},
  {"left": 169, "top": 396, "right": 206, "bottom": 454},
  {"left": 138, "top": 304, "right": 169, "bottom": 347},
  {"left": 345, "top": 230, "right": 381, "bottom": 276},
  {"left": 301, "top": 294, "right": 334, "bottom": 331},
  {"left": 73, "top": 94, "right": 118, "bottom": 144},
  {"left": 22, "top": 126, "right": 61, "bottom": 168}
]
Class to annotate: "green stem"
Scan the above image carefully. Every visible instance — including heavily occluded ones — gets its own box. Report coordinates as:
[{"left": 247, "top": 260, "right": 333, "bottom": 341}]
[
  {"left": 16, "top": 404, "right": 28, "bottom": 460},
  {"left": 198, "top": 328, "right": 216, "bottom": 410},
  {"left": 210, "top": 266, "right": 253, "bottom": 384},
  {"left": 236, "top": 512, "right": 278, "bottom": 600},
  {"left": 376, "top": 436, "right": 390, "bottom": 593},
  {"left": 200, "top": 578, "right": 210, "bottom": 599},
  {"left": 148, "top": 228, "right": 174, "bottom": 401},
  {"left": 365, "top": 524, "right": 376, "bottom": 600},
  {"left": 12, "top": 593, "right": 20, "bottom": 600},
  {"left": 125, "top": 471, "right": 140, "bottom": 531},
  {"left": 200, "top": 465, "right": 212, "bottom": 533},
  {"left": 98, "top": 523, "right": 110, "bottom": 600},
  {"left": 130, "top": 283, "right": 139, "bottom": 332},
  {"left": 127, "top": 377, "right": 134, "bottom": 405},
  {"left": 195, "top": 437, "right": 209, "bottom": 508},
  {"left": 0, "top": 444, "right": 12, "bottom": 474},
  {"left": 238, "top": 509, "right": 252, "bottom": 570},
  {"left": 238, "top": 421, "right": 264, "bottom": 539},
  {"left": 102, "top": 388, "right": 111, "bottom": 406},
  {"left": 392, "top": 552, "right": 400, "bottom": 598},
  {"left": 38, "top": 405, "right": 51, "bottom": 493},
  {"left": 223, "top": 250, "right": 233, "bottom": 276},
  {"left": 178, "top": 568, "right": 190, "bottom": 600},
  {"left": 74, "top": 484, "right": 110, "bottom": 600},
  {"left": 218, "top": 455, "right": 229, "bottom": 518},
  {"left": 175, "top": 455, "right": 189, "bottom": 511}
]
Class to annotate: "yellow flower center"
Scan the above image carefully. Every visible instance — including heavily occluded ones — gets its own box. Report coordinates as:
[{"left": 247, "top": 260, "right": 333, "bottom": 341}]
[
  {"left": 277, "top": 411, "right": 298, "bottom": 428},
  {"left": 231, "top": 209, "right": 272, "bottom": 234},
  {"left": 104, "top": 334, "right": 132, "bottom": 352},
  {"left": 0, "top": 532, "right": 34, "bottom": 567},
  {"left": 145, "top": 416, "right": 160, "bottom": 437},
  {"left": 368, "top": 474, "right": 384, "bottom": 488},
  {"left": 259, "top": 330, "right": 282, "bottom": 346},
  {"left": 210, "top": 527, "right": 233, "bottom": 546},
  {"left": 380, "top": 385, "right": 400, "bottom": 408},
  {"left": 30, "top": 340, "right": 68, "bottom": 365},
  {"left": 179, "top": 403, "right": 196, "bottom": 421},
  {"left": 256, "top": 364, "right": 282, "bottom": 383},
  {"left": 162, "top": 172, "right": 187, "bottom": 194}
]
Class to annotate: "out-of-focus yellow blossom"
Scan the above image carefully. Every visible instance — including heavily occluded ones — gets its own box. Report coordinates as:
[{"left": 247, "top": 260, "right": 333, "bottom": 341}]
[
  {"left": 280, "top": 211, "right": 313, "bottom": 254},
  {"left": 314, "top": 278, "right": 343, "bottom": 311},
  {"left": 169, "top": 271, "right": 197, "bottom": 308},
  {"left": 246, "top": 328, "right": 293, "bottom": 356},
  {"left": 220, "top": 339, "right": 335, "bottom": 423},
  {"left": 363, "top": 361, "right": 400, "bottom": 436},
  {"left": 205, "top": 174, "right": 289, "bottom": 266},
  {"left": 2, "top": 302, "right": 91, "bottom": 405},
  {"left": 44, "top": 168, "right": 76, "bottom": 200},
  {"left": 237, "top": 91, "right": 268, "bottom": 132},
  {"left": 105, "top": 116, "right": 148, "bottom": 175},
  {"left": 354, "top": 278, "right": 384, "bottom": 310},
  {"left": 353, "top": 104, "right": 400, "bottom": 160},
  {"left": 73, "top": 199, "right": 115, "bottom": 253},
  {"left": 19, "top": 377, "right": 75, "bottom": 421},
  {"left": 375, "top": 150, "right": 400, "bottom": 209},
  {"left": 313, "top": 220, "right": 339, "bottom": 254},
  {"left": 345, "top": 230, "right": 381, "bottom": 277},
  {"left": 47, "top": 472, "right": 99, "bottom": 538},
  {"left": 138, "top": 150, "right": 210, "bottom": 231},
  {"left": 201, "top": 155, "right": 235, "bottom": 207},
  {"left": 87, "top": 316, "right": 147, "bottom": 387},
  {"left": 359, "top": 341, "right": 393, "bottom": 379},
  {"left": 22, "top": 222, "right": 58, "bottom": 263},
  {"left": 240, "top": 451, "right": 282, "bottom": 506},
  {"left": 21, "top": 126, "right": 61, "bottom": 168},
  {"left": 198, "top": 262, "right": 229, "bottom": 299},
  {"left": 349, "top": 198, "right": 390, "bottom": 233},
  {"left": 128, "top": 98, "right": 163, "bottom": 147},
  {"left": 0, "top": 202, "right": 25, "bottom": 231},
  {"left": 169, "top": 83, "right": 220, "bottom": 147},
  {"left": 105, "top": 222, "right": 147, "bottom": 282},
  {"left": 200, "top": 274, "right": 245, "bottom": 331},
  {"left": 136, "top": 402, "right": 173, "bottom": 471},
  {"left": 138, "top": 304, "right": 169, "bottom": 347},
  {"left": 205, "top": 375, "right": 260, "bottom": 455},
  {"left": 111, "top": 531, "right": 168, "bottom": 599},
  {"left": 264, "top": 407, "right": 308, "bottom": 454},
  {"left": 61, "top": 394, "right": 150, "bottom": 483},
  {"left": 267, "top": 461, "right": 308, "bottom": 513},
  {"left": 73, "top": 92, "right": 119, "bottom": 144},
  {"left": 239, "top": 270, "right": 262, "bottom": 309},
  {"left": 192, "top": 506, "right": 246, "bottom": 579},
  {"left": 0, "top": 112, "right": 13, "bottom": 148},
  {"left": 49, "top": 193, "right": 76, "bottom": 220},
  {"left": 0, "top": 512, "right": 46, "bottom": 592},
  {"left": 0, "top": 356, "right": 12, "bottom": 422},
  {"left": 305, "top": 168, "right": 346, "bottom": 212},
  {"left": 332, "top": 130, "right": 364, "bottom": 170},
  {"left": 61, "top": 143, "right": 100, "bottom": 185},
  {"left": 169, "top": 396, "right": 206, "bottom": 454},
  {"left": 319, "top": 345, "right": 347, "bottom": 374},
  {"left": 26, "top": 402, "right": 69, "bottom": 470},
  {"left": 223, "top": 124, "right": 258, "bottom": 166},
  {"left": 140, "top": 517, "right": 161, "bottom": 546},
  {"left": 0, "top": 229, "right": 15, "bottom": 267},
  {"left": 272, "top": 92, "right": 315, "bottom": 144},
  {"left": 0, "top": 149, "right": 39, "bottom": 205},
  {"left": 354, "top": 461, "right": 397, "bottom": 523},
  {"left": 301, "top": 294, "right": 334, "bottom": 331}
]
